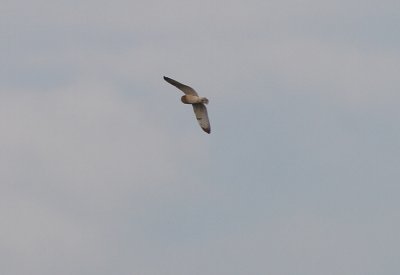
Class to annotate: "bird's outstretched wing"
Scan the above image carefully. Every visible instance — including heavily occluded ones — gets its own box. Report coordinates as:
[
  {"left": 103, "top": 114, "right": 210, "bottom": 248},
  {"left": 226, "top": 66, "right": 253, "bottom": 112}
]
[
  {"left": 192, "top": 103, "right": 211, "bottom": 134},
  {"left": 163, "top": 76, "right": 198, "bottom": 96}
]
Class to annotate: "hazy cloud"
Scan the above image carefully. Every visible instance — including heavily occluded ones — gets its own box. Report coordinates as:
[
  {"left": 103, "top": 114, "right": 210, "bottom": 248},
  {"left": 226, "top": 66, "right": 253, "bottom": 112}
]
[{"left": 1, "top": 0, "right": 400, "bottom": 274}]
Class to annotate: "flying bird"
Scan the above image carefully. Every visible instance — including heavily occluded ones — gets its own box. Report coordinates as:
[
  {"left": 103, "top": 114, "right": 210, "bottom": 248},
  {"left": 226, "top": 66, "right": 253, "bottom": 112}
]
[{"left": 163, "top": 76, "right": 211, "bottom": 134}]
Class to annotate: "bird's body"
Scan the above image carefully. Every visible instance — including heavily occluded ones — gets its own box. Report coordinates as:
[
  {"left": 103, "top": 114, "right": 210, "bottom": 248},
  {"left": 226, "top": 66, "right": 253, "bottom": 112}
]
[
  {"left": 163, "top": 76, "right": 211, "bottom": 134},
  {"left": 181, "top": 95, "right": 209, "bottom": 105}
]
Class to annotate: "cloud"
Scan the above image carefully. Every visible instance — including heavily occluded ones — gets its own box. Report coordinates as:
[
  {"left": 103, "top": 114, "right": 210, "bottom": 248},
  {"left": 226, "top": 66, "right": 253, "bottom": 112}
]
[
  {"left": 0, "top": 81, "right": 211, "bottom": 274},
  {"left": 1, "top": 0, "right": 400, "bottom": 274},
  {"left": 3, "top": 0, "right": 399, "bottom": 105}
]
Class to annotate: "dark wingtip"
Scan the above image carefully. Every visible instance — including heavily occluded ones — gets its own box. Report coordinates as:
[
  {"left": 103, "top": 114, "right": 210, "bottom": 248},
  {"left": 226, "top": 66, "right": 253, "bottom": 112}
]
[{"left": 203, "top": 128, "right": 211, "bottom": 134}]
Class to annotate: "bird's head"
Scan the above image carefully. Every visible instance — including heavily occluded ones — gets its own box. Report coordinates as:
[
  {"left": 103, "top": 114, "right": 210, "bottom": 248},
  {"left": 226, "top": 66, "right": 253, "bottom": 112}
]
[{"left": 201, "top": 97, "right": 209, "bottom": 104}]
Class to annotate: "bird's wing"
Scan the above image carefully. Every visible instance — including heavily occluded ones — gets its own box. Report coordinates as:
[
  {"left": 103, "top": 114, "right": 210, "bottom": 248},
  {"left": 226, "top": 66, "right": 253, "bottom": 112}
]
[
  {"left": 163, "top": 76, "right": 198, "bottom": 96},
  {"left": 192, "top": 103, "right": 211, "bottom": 134}
]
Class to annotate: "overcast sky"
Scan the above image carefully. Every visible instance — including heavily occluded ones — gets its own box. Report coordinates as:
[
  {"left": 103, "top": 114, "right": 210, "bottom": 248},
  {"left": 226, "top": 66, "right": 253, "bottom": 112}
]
[{"left": 1, "top": 0, "right": 400, "bottom": 274}]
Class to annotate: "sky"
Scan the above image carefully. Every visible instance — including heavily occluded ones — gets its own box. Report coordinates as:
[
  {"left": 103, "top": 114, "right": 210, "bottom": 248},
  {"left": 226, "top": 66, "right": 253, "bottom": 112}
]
[{"left": 1, "top": 0, "right": 400, "bottom": 274}]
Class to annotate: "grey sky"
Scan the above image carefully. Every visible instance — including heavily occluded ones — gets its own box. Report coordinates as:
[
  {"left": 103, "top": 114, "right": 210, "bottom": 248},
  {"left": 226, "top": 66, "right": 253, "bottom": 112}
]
[{"left": 1, "top": 0, "right": 400, "bottom": 274}]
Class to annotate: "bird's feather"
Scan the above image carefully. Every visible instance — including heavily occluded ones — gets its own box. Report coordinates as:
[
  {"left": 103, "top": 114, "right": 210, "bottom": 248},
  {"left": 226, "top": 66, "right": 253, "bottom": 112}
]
[
  {"left": 163, "top": 76, "right": 198, "bottom": 96},
  {"left": 192, "top": 103, "right": 211, "bottom": 134}
]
